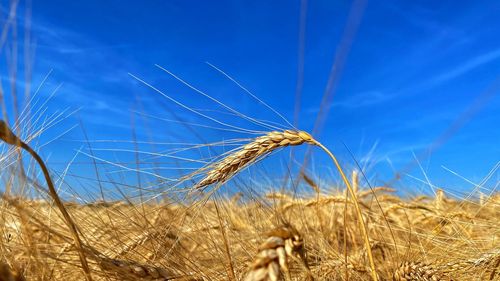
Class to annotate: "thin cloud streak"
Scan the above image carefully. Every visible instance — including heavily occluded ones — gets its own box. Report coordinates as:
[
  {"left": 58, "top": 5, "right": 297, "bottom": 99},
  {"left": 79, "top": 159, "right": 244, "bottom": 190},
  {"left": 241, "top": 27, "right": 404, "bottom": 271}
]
[{"left": 431, "top": 48, "right": 500, "bottom": 84}]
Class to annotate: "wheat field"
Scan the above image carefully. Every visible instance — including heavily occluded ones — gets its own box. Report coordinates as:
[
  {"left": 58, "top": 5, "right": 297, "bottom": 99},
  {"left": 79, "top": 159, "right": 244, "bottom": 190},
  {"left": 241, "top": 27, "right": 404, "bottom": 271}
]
[
  {"left": 1, "top": 182, "right": 499, "bottom": 280},
  {"left": 0, "top": 136, "right": 499, "bottom": 280},
  {"left": 1, "top": 1, "right": 499, "bottom": 280},
  {"left": 1, "top": 55, "right": 499, "bottom": 281},
  {"left": 1, "top": 63, "right": 499, "bottom": 281}
]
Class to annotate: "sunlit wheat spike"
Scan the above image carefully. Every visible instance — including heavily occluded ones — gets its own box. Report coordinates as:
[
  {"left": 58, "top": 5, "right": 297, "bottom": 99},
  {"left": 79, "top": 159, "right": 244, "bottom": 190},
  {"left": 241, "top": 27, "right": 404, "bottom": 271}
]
[
  {"left": 437, "top": 249, "right": 500, "bottom": 276},
  {"left": 393, "top": 262, "right": 443, "bottom": 281},
  {"left": 194, "top": 130, "right": 314, "bottom": 189},
  {"left": 193, "top": 128, "right": 378, "bottom": 281},
  {"left": 244, "top": 225, "right": 310, "bottom": 281},
  {"left": 96, "top": 254, "right": 174, "bottom": 281}
]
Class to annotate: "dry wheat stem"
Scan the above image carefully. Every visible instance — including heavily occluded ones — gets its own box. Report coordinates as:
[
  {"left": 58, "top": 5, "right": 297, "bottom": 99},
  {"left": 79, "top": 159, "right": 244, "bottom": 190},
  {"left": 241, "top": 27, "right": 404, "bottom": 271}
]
[
  {"left": 193, "top": 129, "right": 378, "bottom": 281},
  {"left": 305, "top": 139, "right": 378, "bottom": 281},
  {"left": 0, "top": 120, "right": 93, "bottom": 281}
]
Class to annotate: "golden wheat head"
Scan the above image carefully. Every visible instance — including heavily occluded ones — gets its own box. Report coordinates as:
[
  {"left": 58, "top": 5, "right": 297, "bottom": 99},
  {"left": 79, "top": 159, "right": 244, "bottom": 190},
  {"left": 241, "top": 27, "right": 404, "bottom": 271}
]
[
  {"left": 193, "top": 129, "right": 378, "bottom": 281},
  {"left": 244, "top": 225, "right": 309, "bottom": 281},
  {"left": 393, "top": 262, "right": 442, "bottom": 281},
  {"left": 194, "top": 130, "right": 314, "bottom": 189}
]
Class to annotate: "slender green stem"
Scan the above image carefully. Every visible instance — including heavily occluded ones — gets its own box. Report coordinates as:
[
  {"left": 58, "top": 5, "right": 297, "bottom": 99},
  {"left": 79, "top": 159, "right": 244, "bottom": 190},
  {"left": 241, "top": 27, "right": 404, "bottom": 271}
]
[{"left": 312, "top": 140, "right": 378, "bottom": 281}]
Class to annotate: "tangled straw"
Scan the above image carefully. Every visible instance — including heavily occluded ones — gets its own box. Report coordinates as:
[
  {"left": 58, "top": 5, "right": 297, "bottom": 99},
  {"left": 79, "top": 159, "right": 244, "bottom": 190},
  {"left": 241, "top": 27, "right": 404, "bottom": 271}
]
[
  {"left": 194, "top": 129, "right": 379, "bottom": 281},
  {"left": 0, "top": 120, "right": 93, "bottom": 281}
]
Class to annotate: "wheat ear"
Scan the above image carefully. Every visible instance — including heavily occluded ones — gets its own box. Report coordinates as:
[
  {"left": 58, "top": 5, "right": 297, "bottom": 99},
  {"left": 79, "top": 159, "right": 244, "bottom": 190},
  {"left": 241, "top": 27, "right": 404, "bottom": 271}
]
[
  {"left": 0, "top": 120, "right": 92, "bottom": 281},
  {"left": 195, "top": 130, "right": 315, "bottom": 189},
  {"left": 438, "top": 249, "right": 500, "bottom": 278},
  {"left": 194, "top": 129, "right": 378, "bottom": 281},
  {"left": 393, "top": 262, "right": 442, "bottom": 281},
  {"left": 394, "top": 250, "right": 500, "bottom": 281},
  {"left": 96, "top": 254, "right": 174, "bottom": 281},
  {"left": 244, "top": 225, "right": 310, "bottom": 281}
]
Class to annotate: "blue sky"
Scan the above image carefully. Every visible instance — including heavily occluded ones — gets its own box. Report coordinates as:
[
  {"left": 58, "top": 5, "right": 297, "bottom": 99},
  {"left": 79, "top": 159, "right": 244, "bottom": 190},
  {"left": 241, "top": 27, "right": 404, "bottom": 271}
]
[{"left": 1, "top": 1, "right": 499, "bottom": 198}]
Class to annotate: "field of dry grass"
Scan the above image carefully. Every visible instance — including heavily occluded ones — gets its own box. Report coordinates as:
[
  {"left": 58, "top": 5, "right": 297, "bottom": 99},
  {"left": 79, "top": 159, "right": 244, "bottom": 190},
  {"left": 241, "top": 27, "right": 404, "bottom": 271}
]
[
  {"left": 0, "top": 2, "right": 498, "bottom": 280},
  {"left": 0, "top": 164, "right": 498, "bottom": 280}
]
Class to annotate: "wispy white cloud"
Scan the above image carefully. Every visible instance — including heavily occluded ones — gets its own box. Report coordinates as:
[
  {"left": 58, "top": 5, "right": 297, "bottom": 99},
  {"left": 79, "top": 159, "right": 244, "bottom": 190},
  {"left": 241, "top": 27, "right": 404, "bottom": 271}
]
[
  {"left": 332, "top": 90, "right": 395, "bottom": 109},
  {"left": 332, "top": 47, "right": 500, "bottom": 111},
  {"left": 304, "top": 90, "right": 396, "bottom": 114},
  {"left": 431, "top": 48, "right": 500, "bottom": 84}
]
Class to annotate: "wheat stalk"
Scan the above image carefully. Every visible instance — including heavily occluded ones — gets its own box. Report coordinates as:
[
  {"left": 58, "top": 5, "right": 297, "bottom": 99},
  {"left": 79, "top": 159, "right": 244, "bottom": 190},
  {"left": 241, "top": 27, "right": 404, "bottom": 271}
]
[
  {"left": 0, "top": 120, "right": 92, "bottom": 281},
  {"left": 194, "top": 129, "right": 378, "bottom": 281}
]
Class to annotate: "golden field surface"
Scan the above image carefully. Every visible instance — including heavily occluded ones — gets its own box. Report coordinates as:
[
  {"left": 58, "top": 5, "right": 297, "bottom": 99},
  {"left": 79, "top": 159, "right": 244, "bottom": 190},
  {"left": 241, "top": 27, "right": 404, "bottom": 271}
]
[{"left": 1, "top": 181, "right": 498, "bottom": 280}]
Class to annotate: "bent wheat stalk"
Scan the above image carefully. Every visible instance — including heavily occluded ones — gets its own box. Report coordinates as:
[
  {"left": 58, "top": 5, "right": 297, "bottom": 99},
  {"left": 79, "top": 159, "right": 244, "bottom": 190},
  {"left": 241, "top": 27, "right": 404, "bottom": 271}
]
[
  {"left": 194, "top": 129, "right": 378, "bottom": 281},
  {"left": 0, "top": 120, "right": 93, "bottom": 281}
]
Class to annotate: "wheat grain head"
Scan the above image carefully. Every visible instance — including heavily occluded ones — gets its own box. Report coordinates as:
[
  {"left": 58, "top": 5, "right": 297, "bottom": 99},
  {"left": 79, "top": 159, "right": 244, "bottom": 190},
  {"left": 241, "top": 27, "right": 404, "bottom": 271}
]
[
  {"left": 393, "top": 262, "right": 442, "bottom": 281},
  {"left": 193, "top": 129, "right": 378, "bottom": 281},
  {"left": 194, "top": 130, "right": 314, "bottom": 189},
  {"left": 244, "top": 225, "right": 310, "bottom": 281}
]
